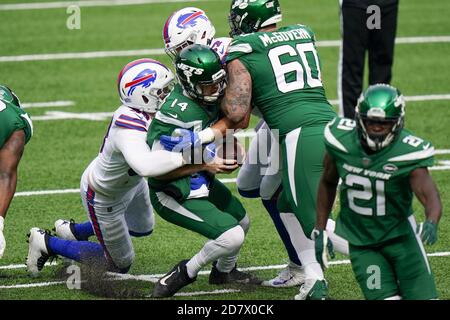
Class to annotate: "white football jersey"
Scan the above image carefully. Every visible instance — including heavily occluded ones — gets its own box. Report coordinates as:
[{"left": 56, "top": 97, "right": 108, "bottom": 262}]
[
  {"left": 210, "top": 37, "right": 232, "bottom": 62},
  {"left": 86, "top": 105, "right": 151, "bottom": 196}
]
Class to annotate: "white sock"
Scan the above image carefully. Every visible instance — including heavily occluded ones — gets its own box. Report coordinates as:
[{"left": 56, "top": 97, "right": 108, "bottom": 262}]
[
  {"left": 280, "top": 212, "right": 324, "bottom": 281},
  {"left": 326, "top": 219, "right": 349, "bottom": 255},
  {"left": 186, "top": 226, "right": 244, "bottom": 278}
]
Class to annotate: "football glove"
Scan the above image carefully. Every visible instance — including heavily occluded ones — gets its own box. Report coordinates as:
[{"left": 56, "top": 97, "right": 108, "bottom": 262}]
[
  {"left": 190, "top": 172, "right": 211, "bottom": 191},
  {"left": 311, "top": 228, "right": 335, "bottom": 269},
  {"left": 417, "top": 220, "right": 438, "bottom": 245},
  {"left": 0, "top": 216, "right": 5, "bottom": 258},
  {"left": 159, "top": 129, "right": 201, "bottom": 152}
]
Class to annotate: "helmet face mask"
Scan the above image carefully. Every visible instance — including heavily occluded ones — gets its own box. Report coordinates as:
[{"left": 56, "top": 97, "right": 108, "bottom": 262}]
[
  {"left": 118, "top": 59, "right": 175, "bottom": 114},
  {"left": 355, "top": 84, "right": 405, "bottom": 152},
  {"left": 163, "top": 7, "right": 216, "bottom": 60},
  {"left": 175, "top": 44, "right": 227, "bottom": 106},
  {"left": 229, "top": 0, "right": 282, "bottom": 36}
]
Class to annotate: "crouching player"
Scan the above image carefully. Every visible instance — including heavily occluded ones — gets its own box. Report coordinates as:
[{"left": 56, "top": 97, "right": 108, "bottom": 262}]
[
  {"left": 314, "top": 84, "right": 442, "bottom": 299},
  {"left": 26, "top": 59, "right": 184, "bottom": 275},
  {"left": 149, "top": 44, "right": 260, "bottom": 298}
]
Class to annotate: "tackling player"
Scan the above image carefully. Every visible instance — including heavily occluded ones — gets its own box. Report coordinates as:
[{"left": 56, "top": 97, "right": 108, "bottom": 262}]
[
  {"left": 149, "top": 44, "right": 260, "bottom": 298},
  {"left": 0, "top": 85, "right": 33, "bottom": 259},
  {"left": 26, "top": 59, "right": 187, "bottom": 275},
  {"left": 314, "top": 84, "right": 442, "bottom": 300}
]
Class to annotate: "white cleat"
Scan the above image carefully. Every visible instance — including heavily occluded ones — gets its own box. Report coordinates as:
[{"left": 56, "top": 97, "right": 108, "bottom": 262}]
[
  {"left": 294, "top": 279, "right": 329, "bottom": 300},
  {"left": 54, "top": 219, "right": 77, "bottom": 241},
  {"left": 26, "top": 228, "right": 53, "bottom": 277},
  {"left": 262, "top": 263, "right": 305, "bottom": 288}
]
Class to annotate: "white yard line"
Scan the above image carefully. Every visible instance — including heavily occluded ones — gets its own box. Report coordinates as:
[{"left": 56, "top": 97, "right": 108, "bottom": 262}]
[
  {"left": 1, "top": 252, "right": 449, "bottom": 290},
  {"left": 21, "top": 101, "right": 75, "bottom": 108},
  {"left": 2, "top": 36, "right": 450, "bottom": 63},
  {"left": 0, "top": 0, "right": 214, "bottom": 11}
]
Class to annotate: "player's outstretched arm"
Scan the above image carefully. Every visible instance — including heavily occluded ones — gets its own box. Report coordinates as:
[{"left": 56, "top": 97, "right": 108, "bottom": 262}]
[
  {"left": 154, "top": 157, "right": 238, "bottom": 181},
  {"left": 410, "top": 167, "right": 442, "bottom": 245},
  {"left": 315, "top": 152, "right": 339, "bottom": 231},
  {"left": 0, "top": 130, "right": 25, "bottom": 258}
]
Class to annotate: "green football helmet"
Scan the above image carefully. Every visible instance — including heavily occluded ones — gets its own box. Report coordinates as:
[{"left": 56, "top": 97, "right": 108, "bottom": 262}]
[
  {"left": 0, "top": 85, "right": 22, "bottom": 108},
  {"left": 175, "top": 44, "right": 227, "bottom": 105},
  {"left": 355, "top": 84, "right": 405, "bottom": 151},
  {"left": 228, "top": 0, "right": 282, "bottom": 36}
]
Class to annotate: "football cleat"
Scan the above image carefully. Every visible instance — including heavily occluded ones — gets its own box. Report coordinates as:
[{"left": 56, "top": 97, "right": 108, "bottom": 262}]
[
  {"left": 209, "top": 261, "right": 262, "bottom": 285},
  {"left": 54, "top": 219, "right": 77, "bottom": 241},
  {"left": 26, "top": 228, "right": 55, "bottom": 277},
  {"left": 262, "top": 263, "right": 305, "bottom": 288},
  {"left": 294, "top": 279, "right": 329, "bottom": 300},
  {"left": 152, "top": 259, "right": 196, "bottom": 298}
]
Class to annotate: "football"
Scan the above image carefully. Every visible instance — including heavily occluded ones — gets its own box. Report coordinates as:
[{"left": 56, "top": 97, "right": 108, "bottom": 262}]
[{"left": 215, "top": 135, "right": 246, "bottom": 165}]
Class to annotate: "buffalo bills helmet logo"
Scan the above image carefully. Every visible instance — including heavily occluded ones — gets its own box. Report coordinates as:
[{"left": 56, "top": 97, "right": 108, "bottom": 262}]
[
  {"left": 125, "top": 69, "right": 157, "bottom": 96},
  {"left": 176, "top": 11, "right": 208, "bottom": 29}
]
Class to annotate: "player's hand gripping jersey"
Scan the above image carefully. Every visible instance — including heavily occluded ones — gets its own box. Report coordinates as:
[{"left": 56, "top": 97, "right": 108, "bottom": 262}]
[
  {"left": 324, "top": 117, "right": 435, "bottom": 246},
  {"left": 226, "top": 24, "right": 336, "bottom": 137}
]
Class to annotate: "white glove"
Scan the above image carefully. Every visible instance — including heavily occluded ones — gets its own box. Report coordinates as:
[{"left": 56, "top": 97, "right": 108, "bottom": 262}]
[{"left": 0, "top": 216, "right": 5, "bottom": 258}]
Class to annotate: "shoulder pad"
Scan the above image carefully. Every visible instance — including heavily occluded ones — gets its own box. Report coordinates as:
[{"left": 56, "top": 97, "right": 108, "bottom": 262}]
[
  {"left": 387, "top": 131, "right": 435, "bottom": 162},
  {"left": 114, "top": 106, "right": 149, "bottom": 132},
  {"left": 324, "top": 117, "right": 356, "bottom": 153}
]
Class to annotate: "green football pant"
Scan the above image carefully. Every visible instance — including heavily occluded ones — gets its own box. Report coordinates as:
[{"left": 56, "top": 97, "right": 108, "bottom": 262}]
[
  {"left": 150, "top": 178, "right": 247, "bottom": 240},
  {"left": 350, "top": 218, "right": 437, "bottom": 300},
  {"left": 279, "top": 125, "right": 327, "bottom": 237}
]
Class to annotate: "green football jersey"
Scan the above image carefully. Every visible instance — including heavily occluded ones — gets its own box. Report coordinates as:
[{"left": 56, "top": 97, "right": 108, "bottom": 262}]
[
  {"left": 324, "top": 117, "right": 435, "bottom": 246},
  {"left": 0, "top": 87, "right": 33, "bottom": 148},
  {"left": 147, "top": 84, "right": 220, "bottom": 197},
  {"left": 226, "top": 24, "right": 336, "bottom": 137}
]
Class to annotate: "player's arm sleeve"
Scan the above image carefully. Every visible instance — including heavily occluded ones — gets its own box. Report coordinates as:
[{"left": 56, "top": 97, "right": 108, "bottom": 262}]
[{"left": 114, "top": 129, "right": 184, "bottom": 177}]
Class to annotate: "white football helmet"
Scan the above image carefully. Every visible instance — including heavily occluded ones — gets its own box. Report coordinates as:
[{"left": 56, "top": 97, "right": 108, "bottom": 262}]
[
  {"left": 117, "top": 58, "right": 175, "bottom": 113},
  {"left": 162, "top": 7, "right": 216, "bottom": 59}
]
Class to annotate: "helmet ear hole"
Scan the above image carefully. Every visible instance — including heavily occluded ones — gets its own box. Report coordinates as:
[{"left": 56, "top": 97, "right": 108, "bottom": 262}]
[{"left": 142, "top": 96, "right": 149, "bottom": 104}]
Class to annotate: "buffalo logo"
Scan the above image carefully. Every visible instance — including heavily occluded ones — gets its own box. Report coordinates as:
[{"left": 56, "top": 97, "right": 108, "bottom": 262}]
[
  {"left": 176, "top": 11, "right": 208, "bottom": 29},
  {"left": 383, "top": 163, "right": 398, "bottom": 173},
  {"left": 125, "top": 69, "right": 156, "bottom": 96}
]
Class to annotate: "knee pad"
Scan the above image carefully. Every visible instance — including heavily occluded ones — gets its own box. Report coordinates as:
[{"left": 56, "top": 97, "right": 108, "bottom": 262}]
[{"left": 217, "top": 225, "right": 245, "bottom": 254}]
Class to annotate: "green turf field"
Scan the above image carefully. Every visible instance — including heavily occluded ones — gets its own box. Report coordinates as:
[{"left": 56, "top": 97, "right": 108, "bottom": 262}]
[{"left": 0, "top": 0, "right": 449, "bottom": 300}]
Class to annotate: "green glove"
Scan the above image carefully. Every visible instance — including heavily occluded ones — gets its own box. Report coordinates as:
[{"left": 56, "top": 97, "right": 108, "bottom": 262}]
[
  {"left": 417, "top": 220, "right": 438, "bottom": 245},
  {"left": 312, "top": 229, "right": 335, "bottom": 269}
]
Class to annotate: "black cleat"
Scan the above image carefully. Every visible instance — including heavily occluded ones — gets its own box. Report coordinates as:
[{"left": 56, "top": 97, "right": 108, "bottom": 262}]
[
  {"left": 152, "top": 259, "right": 196, "bottom": 298},
  {"left": 209, "top": 261, "right": 262, "bottom": 285}
]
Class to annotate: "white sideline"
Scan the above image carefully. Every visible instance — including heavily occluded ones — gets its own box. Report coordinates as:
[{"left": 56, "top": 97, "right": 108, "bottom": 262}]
[
  {"left": 0, "top": 0, "right": 214, "bottom": 11},
  {"left": 1, "top": 252, "right": 449, "bottom": 290},
  {"left": 2, "top": 36, "right": 450, "bottom": 62}
]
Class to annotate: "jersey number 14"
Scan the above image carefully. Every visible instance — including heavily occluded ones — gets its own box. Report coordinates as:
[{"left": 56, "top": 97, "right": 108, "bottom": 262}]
[{"left": 268, "top": 42, "right": 323, "bottom": 93}]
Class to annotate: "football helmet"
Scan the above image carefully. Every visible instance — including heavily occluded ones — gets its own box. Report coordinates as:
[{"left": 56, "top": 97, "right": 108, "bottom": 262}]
[
  {"left": 229, "top": 0, "right": 282, "bottom": 36},
  {"left": 117, "top": 58, "right": 175, "bottom": 113},
  {"left": 163, "top": 7, "right": 216, "bottom": 59},
  {"left": 355, "top": 84, "right": 405, "bottom": 151},
  {"left": 175, "top": 44, "right": 227, "bottom": 105}
]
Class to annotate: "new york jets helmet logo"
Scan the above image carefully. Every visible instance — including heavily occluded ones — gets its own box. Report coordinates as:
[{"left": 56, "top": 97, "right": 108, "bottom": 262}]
[{"left": 176, "top": 63, "right": 204, "bottom": 77}]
